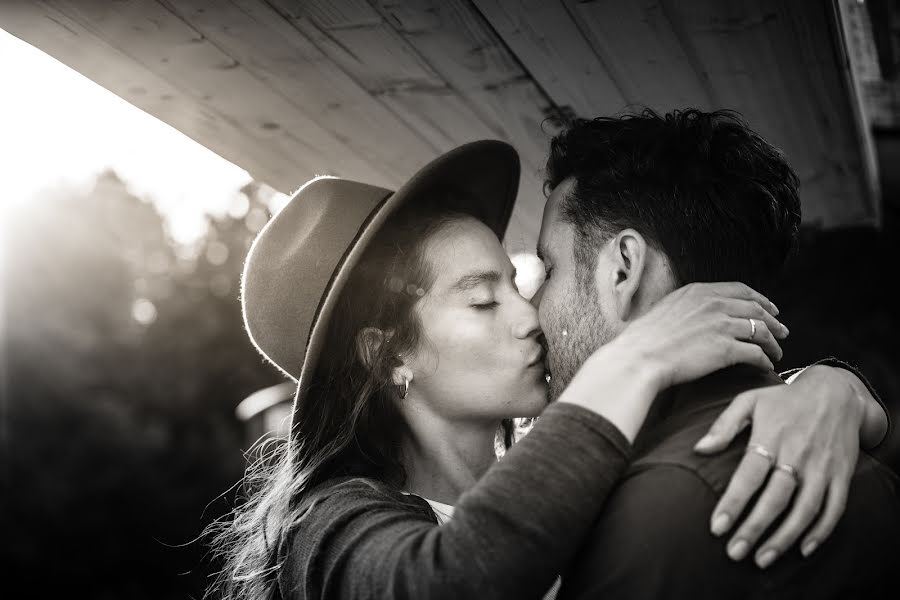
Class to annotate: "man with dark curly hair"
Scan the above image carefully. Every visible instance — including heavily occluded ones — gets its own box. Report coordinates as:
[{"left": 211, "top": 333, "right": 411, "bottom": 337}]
[{"left": 528, "top": 110, "right": 900, "bottom": 599}]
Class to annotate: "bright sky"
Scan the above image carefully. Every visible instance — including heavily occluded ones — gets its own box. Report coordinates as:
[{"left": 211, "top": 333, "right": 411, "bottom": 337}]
[{"left": 0, "top": 28, "right": 273, "bottom": 244}]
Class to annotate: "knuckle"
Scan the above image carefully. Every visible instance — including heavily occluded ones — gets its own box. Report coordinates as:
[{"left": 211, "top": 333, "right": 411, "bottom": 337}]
[
  {"left": 717, "top": 314, "right": 733, "bottom": 332},
  {"left": 726, "top": 343, "right": 741, "bottom": 363},
  {"left": 752, "top": 302, "right": 767, "bottom": 317},
  {"left": 794, "top": 445, "right": 813, "bottom": 464},
  {"left": 740, "top": 520, "right": 766, "bottom": 540},
  {"left": 797, "top": 492, "right": 826, "bottom": 515},
  {"left": 702, "top": 297, "right": 722, "bottom": 313}
]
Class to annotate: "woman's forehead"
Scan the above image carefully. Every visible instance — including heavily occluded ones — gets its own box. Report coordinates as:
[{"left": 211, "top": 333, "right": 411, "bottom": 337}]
[{"left": 424, "top": 219, "right": 512, "bottom": 290}]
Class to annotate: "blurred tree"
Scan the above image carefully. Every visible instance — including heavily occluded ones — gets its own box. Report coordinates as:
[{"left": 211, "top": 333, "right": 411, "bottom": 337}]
[{"left": 2, "top": 171, "right": 283, "bottom": 598}]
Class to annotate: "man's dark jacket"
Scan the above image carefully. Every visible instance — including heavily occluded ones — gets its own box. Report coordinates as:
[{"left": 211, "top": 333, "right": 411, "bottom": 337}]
[{"left": 560, "top": 364, "right": 900, "bottom": 600}]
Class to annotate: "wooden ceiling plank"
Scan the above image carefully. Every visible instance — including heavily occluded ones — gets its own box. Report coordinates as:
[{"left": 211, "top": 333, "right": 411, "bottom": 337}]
[
  {"left": 283, "top": 2, "right": 553, "bottom": 169},
  {"left": 0, "top": 0, "right": 311, "bottom": 191},
  {"left": 164, "top": 0, "right": 440, "bottom": 187},
  {"left": 563, "top": 0, "right": 715, "bottom": 110},
  {"left": 668, "top": 0, "right": 876, "bottom": 226},
  {"left": 267, "top": 0, "right": 547, "bottom": 248},
  {"left": 41, "top": 0, "right": 393, "bottom": 188},
  {"left": 370, "top": 0, "right": 558, "bottom": 173},
  {"left": 659, "top": 1, "right": 825, "bottom": 199},
  {"left": 285, "top": 13, "right": 499, "bottom": 149},
  {"left": 299, "top": 0, "right": 382, "bottom": 29},
  {"left": 472, "top": 0, "right": 628, "bottom": 119},
  {"left": 272, "top": 0, "right": 445, "bottom": 91},
  {"left": 276, "top": 0, "right": 546, "bottom": 249}
]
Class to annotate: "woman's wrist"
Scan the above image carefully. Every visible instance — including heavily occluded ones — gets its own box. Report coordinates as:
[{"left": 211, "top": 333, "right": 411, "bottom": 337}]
[
  {"left": 794, "top": 365, "right": 881, "bottom": 447},
  {"left": 826, "top": 366, "right": 887, "bottom": 449}
]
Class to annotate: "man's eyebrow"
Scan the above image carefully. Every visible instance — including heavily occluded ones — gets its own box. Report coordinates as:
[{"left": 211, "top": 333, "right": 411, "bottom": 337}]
[{"left": 450, "top": 270, "right": 503, "bottom": 292}]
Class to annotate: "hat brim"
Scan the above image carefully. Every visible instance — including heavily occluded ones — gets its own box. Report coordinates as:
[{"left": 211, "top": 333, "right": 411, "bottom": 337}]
[{"left": 291, "top": 141, "right": 520, "bottom": 429}]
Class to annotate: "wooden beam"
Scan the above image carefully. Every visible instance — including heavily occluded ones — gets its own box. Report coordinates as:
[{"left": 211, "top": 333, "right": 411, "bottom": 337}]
[
  {"left": 866, "top": 80, "right": 900, "bottom": 129},
  {"left": 269, "top": 0, "right": 548, "bottom": 249},
  {"left": 370, "top": 0, "right": 556, "bottom": 169},
  {"left": 25, "top": 0, "right": 396, "bottom": 190},
  {"left": 0, "top": 0, "right": 296, "bottom": 191},
  {"left": 657, "top": 0, "right": 878, "bottom": 227},
  {"left": 160, "top": 0, "right": 441, "bottom": 187},
  {"left": 472, "top": 0, "right": 628, "bottom": 119},
  {"left": 563, "top": 0, "right": 716, "bottom": 110},
  {"left": 825, "top": 0, "right": 881, "bottom": 225}
]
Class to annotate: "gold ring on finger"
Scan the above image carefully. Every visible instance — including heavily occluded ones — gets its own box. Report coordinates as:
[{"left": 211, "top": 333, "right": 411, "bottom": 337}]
[
  {"left": 746, "top": 442, "right": 775, "bottom": 468},
  {"left": 774, "top": 462, "right": 801, "bottom": 485},
  {"left": 748, "top": 318, "right": 757, "bottom": 341}
]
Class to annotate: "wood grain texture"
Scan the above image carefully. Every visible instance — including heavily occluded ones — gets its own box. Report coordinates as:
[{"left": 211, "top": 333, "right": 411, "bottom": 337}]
[
  {"left": 472, "top": 0, "right": 628, "bottom": 118},
  {"left": 162, "top": 0, "right": 439, "bottom": 186},
  {"left": 664, "top": 0, "right": 877, "bottom": 226},
  {"left": 0, "top": 0, "right": 879, "bottom": 232},
  {"left": 0, "top": 0, "right": 309, "bottom": 191},
  {"left": 564, "top": 0, "right": 716, "bottom": 110}
]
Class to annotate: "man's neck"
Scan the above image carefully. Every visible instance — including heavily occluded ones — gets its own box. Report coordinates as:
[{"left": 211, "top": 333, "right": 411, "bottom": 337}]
[{"left": 400, "top": 409, "right": 498, "bottom": 506}]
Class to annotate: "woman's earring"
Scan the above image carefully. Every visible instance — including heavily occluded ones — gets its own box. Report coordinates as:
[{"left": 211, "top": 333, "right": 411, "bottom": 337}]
[{"left": 398, "top": 377, "right": 410, "bottom": 399}]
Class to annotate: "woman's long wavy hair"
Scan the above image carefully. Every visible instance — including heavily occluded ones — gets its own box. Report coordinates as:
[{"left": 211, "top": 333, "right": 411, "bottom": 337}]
[{"left": 207, "top": 193, "right": 516, "bottom": 599}]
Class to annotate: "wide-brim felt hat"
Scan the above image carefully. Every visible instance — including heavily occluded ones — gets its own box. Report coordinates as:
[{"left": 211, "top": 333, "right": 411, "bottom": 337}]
[{"left": 241, "top": 140, "right": 520, "bottom": 425}]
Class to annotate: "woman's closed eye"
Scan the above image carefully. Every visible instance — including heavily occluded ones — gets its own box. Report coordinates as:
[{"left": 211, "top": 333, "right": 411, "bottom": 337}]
[{"left": 471, "top": 301, "right": 498, "bottom": 310}]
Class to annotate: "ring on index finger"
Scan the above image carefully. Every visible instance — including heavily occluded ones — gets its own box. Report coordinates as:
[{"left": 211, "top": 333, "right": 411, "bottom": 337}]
[{"left": 746, "top": 442, "right": 775, "bottom": 468}]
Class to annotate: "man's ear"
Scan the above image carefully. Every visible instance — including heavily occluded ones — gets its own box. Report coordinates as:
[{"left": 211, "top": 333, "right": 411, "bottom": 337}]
[
  {"left": 604, "top": 229, "right": 649, "bottom": 321},
  {"left": 355, "top": 327, "right": 412, "bottom": 386}
]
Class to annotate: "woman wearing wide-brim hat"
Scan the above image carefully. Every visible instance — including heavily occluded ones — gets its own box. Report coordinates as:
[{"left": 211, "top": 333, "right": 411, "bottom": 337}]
[{"left": 210, "top": 141, "right": 796, "bottom": 600}]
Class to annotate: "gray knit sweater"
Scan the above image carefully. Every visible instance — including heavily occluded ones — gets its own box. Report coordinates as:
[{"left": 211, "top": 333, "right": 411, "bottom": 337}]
[{"left": 276, "top": 402, "right": 630, "bottom": 600}]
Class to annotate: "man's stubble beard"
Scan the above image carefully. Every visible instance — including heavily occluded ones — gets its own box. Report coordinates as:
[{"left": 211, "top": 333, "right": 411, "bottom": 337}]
[{"left": 545, "top": 283, "right": 616, "bottom": 402}]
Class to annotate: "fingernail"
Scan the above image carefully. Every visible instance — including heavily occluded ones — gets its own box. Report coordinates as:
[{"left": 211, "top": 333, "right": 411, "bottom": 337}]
[
  {"left": 801, "top": 539, "right": 818, "bottom": 557},
  {"left": 771, "top": 302, "right": 779, "bottom": 315},
  {"left": 728, "top": 539, "right": 749, "bottom": 561},
  {"left": 711, "top": 513, "right": 731, "bottom": 536},
  {"left": 756, "top": 549, "right": 777, "bottom": 569},
  {"left": 781, "top": 323, "right": 790, "bottom": 335},
  {"left": 694, "top": 434, "right": 715, "bottom": 451}
]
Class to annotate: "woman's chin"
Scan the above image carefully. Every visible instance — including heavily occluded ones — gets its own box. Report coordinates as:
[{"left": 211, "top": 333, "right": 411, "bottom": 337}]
[{"left": 513, "top": 384, "right": 550, "bottom": 418}]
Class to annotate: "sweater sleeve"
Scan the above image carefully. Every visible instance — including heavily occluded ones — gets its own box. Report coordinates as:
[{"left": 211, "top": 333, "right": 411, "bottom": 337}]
[{"left": 279, "top": 402, "right": 631, "bottom": 600}]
